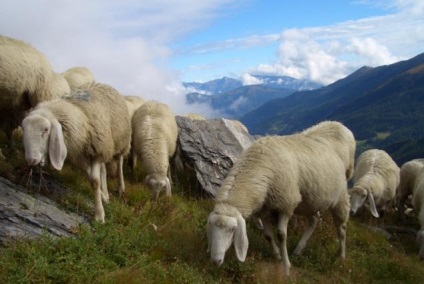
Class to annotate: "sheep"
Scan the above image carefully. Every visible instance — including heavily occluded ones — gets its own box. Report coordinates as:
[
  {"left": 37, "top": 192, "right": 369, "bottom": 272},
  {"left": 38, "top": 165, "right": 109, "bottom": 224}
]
[
  {"left": 206, "top": 121, "right": 354, "bottom": 275},
  {"left": 124, "top": 95, "right": 145, "bottom": 120},
  {"left": 0, "top": 35, "right": 70, "bottom": 145},
  {"left": 412, "top": 167, "right": 424, "bottom": 260},
  {"left": 106, "top": 95, "right": 145, "bottom": 177},
  {"left": 61, "top": 66, "right": 95, "bottom": 90},
  {"left": 396, "top": 159, "right": 424, "bottom": 215},
  {"left": 349, "top": 149, "right": 400, "bottom": 218},
  {"left": 184, "top": 113, "right": 205, "bottom": 121},
  {"left": 131, "top": 100, "right": 178, "bottom": 199},
  {"left": 22, "top": 82, "right": 131, "bottom": 223}
]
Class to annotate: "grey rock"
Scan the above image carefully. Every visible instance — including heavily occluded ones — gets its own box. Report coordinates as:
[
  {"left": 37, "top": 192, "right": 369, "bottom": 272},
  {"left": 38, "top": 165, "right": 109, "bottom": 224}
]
[
  {"left": 175, "top": 116, "right": 255, "bottom": 196},
  {"left": 0, "top": 176, "right": 88, "bottom": 244}
]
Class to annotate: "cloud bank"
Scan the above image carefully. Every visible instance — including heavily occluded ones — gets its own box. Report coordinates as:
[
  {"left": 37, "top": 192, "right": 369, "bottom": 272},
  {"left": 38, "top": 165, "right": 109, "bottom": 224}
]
[{"left": 0, "top": 0, "right": 237, "bottom": 116}]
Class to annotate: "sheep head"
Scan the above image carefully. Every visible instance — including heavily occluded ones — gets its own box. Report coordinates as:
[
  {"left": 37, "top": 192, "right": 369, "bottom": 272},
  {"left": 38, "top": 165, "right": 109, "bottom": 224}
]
[
  {"left": 22, "top": 112, "right": 67, "bottom": 170},
  {"left": 349, "top": 186, "right": 379, "bottom": 217},
  {"left": 144, "top": 173, "right": 171, "bottom": 199},
  {"left": 206, "top": 210, "right": 248, "bottom": 265}
]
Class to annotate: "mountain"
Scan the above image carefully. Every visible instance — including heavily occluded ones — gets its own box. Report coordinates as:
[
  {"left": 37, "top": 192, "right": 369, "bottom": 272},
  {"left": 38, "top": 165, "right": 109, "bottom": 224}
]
[
  {"left": 183, "top": 77, "right": 242, "bottom": 94},
  {"left": 184, "top": 75, "right": 322, "bottom": 118},
  {"left": 251, "top": 74, "right": 322, "bottom": 90},
  {"left": 187, "top": 85, "right": 295, "bottom": 118},
  {"left": 240, "top": 53, "right": 424, "bottom": 164}
]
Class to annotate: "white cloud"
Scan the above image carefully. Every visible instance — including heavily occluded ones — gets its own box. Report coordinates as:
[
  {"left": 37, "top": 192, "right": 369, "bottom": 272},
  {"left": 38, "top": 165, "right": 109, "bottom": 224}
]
[
  {"left": 175, "top": 0, "right": 424, "bottom": 85},
  {"left": 0, "top": 0, "right": 238, "bottom": 116},
  {"left": 241, "top": 73, "right": 263, "bottom": 85},
  {"left": 253, "top": 3, "right": 423, "bottom": 85},
  {"left": 229, "top": 96, "right": 248, "bottom": 111}
]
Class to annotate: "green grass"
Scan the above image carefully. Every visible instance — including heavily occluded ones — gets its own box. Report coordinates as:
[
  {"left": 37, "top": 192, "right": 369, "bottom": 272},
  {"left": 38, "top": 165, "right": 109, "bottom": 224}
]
[{"left": 1, "top": 146, "right": 424, "bottom": 283}]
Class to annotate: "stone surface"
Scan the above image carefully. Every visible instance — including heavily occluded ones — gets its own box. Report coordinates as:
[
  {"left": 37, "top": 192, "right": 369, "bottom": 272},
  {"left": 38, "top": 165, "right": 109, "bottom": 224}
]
[
  {"left": 0, "top": 176, "right": 88, "bottom": 244},
  {"left": 175, "top": 116, "right": 255, "bottom": 196}
]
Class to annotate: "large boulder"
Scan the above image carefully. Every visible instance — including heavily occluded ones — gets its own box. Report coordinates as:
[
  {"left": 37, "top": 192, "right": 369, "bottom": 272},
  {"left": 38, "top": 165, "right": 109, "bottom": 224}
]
[
  {"left": 0, "top": 176, "right": 88, "bottom": 244},
  {"left": 175, "top": 116, "right": 255, "bottom": 196}
]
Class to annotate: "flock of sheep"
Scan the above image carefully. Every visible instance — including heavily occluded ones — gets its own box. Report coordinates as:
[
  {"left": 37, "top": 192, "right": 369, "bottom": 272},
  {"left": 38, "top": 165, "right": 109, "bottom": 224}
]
[
  {"left": 0, "top": 35, "right": 179, "bottom": 223},
  {"left": 1, "top": 34, "right": 424, "bottom": 276}
]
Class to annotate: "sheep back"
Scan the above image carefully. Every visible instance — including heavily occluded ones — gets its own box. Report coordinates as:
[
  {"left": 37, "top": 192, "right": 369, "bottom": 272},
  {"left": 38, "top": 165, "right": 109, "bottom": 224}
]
[
  {"left": 413, "top": 168, "right": 424, "bottom": 219},
  {"left": 33, "top": 82, "right": 131, "bottom": 168},
  {"left": 353, "top": 149, "right": 400, "bottom": 205},
  {"left": 131, "top": 101, "right": 178, "bottom": 175},
  {"left": 0, "top": 35, "right": 70, "bottom": 110},
  {"left": 397, "top": 159, "right": 424, "bottom": 204},
  {"left": 61, "top": 66, "right": 95, "bottom": 90},
  {"left": 215, "top": 133, "right": 349, "bottom": 219},
  {"left": 302, "top": 121, "right": 356, "bottom": 180},
  {"left": 124, "top": 95, "right": 145, "bottom": 120}
]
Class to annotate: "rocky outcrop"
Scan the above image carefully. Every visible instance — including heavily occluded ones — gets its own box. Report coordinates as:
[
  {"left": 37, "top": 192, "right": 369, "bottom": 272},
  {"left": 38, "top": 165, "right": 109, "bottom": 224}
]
[
  {"left": 175, "top": 116, "right": 255, "bottom": 196},
  {"left": 0, "top": 176, "right": 88, "bottom": 244}
]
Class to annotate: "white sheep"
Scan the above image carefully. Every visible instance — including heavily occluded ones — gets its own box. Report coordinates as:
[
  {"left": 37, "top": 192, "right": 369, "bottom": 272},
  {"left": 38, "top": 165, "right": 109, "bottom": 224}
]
[
  {"left": 61, "top": 66, "right": 95, "bottom": 90},
  {"left": 131, "top": 100, "right": 178, "bottom": 199},
  {"left": 206, "top": 121, "right": 354, "bottom": 275},
  {"left": 412, "top": 167, "right": 424, "bottom": 260},
  {"left": 349, "top": 149, "right": 400, "bottom": 218},
  {"left": 396, "top": 159, "right": 424, "bottom": 213},
  {"left": 124, "top": 95, "right": 145, "bottom": 120},
  {"left": 106, "top": 95, "right": 145, "bottom": 177},
  {"left": 184, "top": 113, "right": 205, "bottom": 121},
  {"left": 22, "top": 82, "right": 131, "bottom": 223},
  {"left": 0, "top": 35, "right": 70, "bottom": 144}
]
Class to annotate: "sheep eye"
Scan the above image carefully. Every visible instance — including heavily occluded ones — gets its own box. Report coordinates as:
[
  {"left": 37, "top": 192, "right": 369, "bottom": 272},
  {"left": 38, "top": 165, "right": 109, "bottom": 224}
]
[{"left": 43, "top": 127, "right": 49, "bottom": 133}]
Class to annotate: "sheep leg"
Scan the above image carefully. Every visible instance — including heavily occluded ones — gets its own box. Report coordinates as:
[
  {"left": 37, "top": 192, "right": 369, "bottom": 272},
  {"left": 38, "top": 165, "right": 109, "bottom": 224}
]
[
  {"left": 331, "top": 204, "right": 349, "bottom": 259},
  {"left": 117, "top": 156, "right": 126, "bottom": 197},
  {"left": 260, "top": 215, "right": 281, "bottom": 260},
  {"left": 277, "top": 213, "right": 291, "bottom": 275},
  {"left": 293, "top": 213, "right": 319, "bottom": 255},
  {"left": 88, "top": 161, "right": 105, "bottom": 223},
  {"left": 100, "top": 163, "right": 109, "bottom": 203}
]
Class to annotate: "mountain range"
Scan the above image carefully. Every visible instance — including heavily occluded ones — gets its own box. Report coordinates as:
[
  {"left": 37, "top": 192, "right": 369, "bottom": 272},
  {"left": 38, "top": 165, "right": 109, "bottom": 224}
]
[
  {"left": 184, "top": 75, "right": 322, "bottom": 117},
  {"left": 240, "top": 52, "right": 424, "bottom": 164}
]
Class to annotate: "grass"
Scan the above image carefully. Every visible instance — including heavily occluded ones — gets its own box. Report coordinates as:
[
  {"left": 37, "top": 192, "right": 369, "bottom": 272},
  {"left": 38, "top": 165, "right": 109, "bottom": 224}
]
[{"left": 1, "top": 143, "right": 424, "bottom": 283}]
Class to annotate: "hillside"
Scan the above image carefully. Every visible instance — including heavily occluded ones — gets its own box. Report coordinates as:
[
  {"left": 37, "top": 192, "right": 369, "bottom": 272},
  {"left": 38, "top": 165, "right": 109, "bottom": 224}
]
[
  {"left": 1, "top": 132, "right": 424, "bottom": 283},
  {"left": 241, "top": 53, "right": 424, "bottom": 164}
]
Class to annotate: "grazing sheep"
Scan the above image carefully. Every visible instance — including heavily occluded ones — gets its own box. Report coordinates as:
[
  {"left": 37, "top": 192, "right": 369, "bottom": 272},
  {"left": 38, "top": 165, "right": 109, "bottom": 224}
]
[
  {"left": 131, "top": 101, "right": 178, "bottom": 199},
  {"left": 412, "top": 167, "right": 424, "bottom": 260},
  {"left": 184, "top": 113, "right": 205, "bottom": 121},
  {"left": 206, "top": 121, "right": 354, "bottom": 275},
  {"left": 0, "top": 35, "right": 70, "bottom": 144},
  {"left": 22, "top": 82, "right": 131, "bottom": 223},
  {"left": 350, "top": 149, "right": 400, "bottom": 218},
  {"left": 106, "top": 95, "right": 145, "bottom": 177},
  {"left": 124, "top": 95, "right": 145, "bottom": 120},
  {"left": 61, "top": 66, "right": 95, "bottom": 90},
  {"left": 396, "top": 159, "right": 424, "bottom": 213}
]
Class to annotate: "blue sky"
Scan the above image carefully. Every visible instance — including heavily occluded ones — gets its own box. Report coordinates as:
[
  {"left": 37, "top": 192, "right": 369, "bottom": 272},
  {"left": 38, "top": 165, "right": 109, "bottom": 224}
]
[
  {"left": 171, "top": 0, "right": 388, "bottom": 81},
  {"left": 0, "top": 0, "right": 423, "bottom": 116}
]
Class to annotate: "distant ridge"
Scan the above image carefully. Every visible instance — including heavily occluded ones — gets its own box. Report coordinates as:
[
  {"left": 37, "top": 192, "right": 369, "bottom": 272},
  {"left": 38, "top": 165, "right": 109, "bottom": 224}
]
[{"left": 184, "top": 75, "right": 322, "bottom": 118}]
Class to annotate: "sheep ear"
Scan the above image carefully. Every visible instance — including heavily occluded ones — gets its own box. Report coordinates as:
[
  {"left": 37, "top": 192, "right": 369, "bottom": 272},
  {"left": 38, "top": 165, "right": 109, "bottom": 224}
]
[
  {"left": 49, "top": 120, "right": 67, "bottom": 170},
  {"left": 367, "top": 192, "right": 379, "bottom": 218},
  {"left": 234, "top": 214, "right": 248, "bottom": 262},
  {"left": 165, "top": 177, "right": 171, "bottom": 197},
  {"left": 206, "top": 214, "right": 213, "bottom": 253}
]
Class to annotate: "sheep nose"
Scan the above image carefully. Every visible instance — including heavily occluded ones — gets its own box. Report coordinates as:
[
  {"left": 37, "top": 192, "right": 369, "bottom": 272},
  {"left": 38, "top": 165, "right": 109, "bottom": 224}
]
[
  {"left": 212, "top": 258, "right": 223, "bottom": 266},
  {"left": 27, "top": 158, "right": 39, "bottom": 166}
]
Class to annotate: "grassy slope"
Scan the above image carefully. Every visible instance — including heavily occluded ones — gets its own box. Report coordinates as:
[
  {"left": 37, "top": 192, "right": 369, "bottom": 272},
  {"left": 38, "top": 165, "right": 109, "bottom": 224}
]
[{"left": 1, "top": 141, "right": 424, "bottom": 283}]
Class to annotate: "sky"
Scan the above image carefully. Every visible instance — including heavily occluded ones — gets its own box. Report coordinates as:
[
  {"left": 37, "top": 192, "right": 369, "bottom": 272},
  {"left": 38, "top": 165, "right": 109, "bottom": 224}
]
[{"left": 0, "top": 0, "right": 423, "bottom": 117}]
